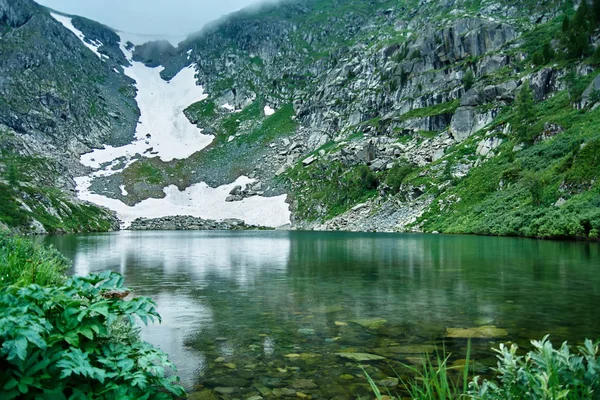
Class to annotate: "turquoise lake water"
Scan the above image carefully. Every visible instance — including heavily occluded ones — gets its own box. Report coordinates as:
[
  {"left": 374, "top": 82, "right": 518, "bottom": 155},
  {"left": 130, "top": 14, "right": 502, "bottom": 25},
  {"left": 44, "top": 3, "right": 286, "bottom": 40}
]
[{"left": 43, "top": 231, "right": 600, "bottom": 398}]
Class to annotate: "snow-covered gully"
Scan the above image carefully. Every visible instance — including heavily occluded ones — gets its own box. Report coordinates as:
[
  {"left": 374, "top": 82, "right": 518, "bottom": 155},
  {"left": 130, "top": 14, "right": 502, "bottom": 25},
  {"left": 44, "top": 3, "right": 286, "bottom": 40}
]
[{"left": 51, "top": 14, "right": 291, "bottom": 229}]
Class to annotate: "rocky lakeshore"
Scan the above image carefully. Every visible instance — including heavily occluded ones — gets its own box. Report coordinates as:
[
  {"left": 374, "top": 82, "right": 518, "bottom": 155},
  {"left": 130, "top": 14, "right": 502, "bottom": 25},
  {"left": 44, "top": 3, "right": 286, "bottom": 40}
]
[{"left": 128, "top": 215, "right": 270, "bottom": 231}]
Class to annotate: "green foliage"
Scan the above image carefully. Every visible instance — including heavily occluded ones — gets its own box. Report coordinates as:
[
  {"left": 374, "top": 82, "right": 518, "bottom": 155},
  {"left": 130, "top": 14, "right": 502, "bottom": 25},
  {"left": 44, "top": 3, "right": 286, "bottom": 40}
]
[
  {"left": 399, "top": 100, "right": 460, "bottom": 121},
  {"left": 562, "top": 15, "right": 570, "bottom": 32},
  {"left": 543, "top": 42, "right": 556, "bottom": 63},
  {"left": 385, "top": 162, "right": 416, "bottom": 193},
  {"left": 564, "top": 69, "right": 595, "bottom": 103},
  {"left": 516, "top": 81, "right": 535, "bottom": 122},
  {"left": 0, "top": 271, "right": 185, "bottom": 400},
  {"left": 560, "top": 1, "right": 595, "bottom": 60},
  {"left": 524, "top": 173, "right": 546, "bottom": 206},
  {"left": 0, "top": 234, "right": 69, "bottom": 287},
  {"left": 238, "top": 103, "right": 298, "bottom": 145},
  {"left": 463, "top": 69, "right": 475, "bottom": 91},
  {"left": 4, "top": 163, "right": 20, "bottom": 186},
  {"left": 532, "top": 51, "right": 545, "bottom": 66},
  {"left": 211, "top": 77, "right": 235, "bottom": 93},
  {"left": 184, "top": 100, "right": 216, "bottom": 122},
  {"left": 285, "top": 162, "right": 379, "bottom": 220},
  {"left": 514, "top": 81, "right": 536, "bottom": 142},
  {"left": 470, "top": 336, "right": 600, "bottom": 400},
  {"left": 397, "top": 345, "right": 471, "bottom": 400},
  {"left": 221, "top": 100, "right": 262, "bottom": 137},
  {"left": 368, "top": 337, "right": 600, "bottom": 400},
  {"left": 565, "top": 138, "right": 600, "bottom": 188},
  {"left": 128, "top": 163, "right": 165, "bottom": 185},
  {"left": 417, "top": 85, "right": 600, "bottom": 240},
  {"left": 0, "top": 183, "right": 29, "bottom": 227}
]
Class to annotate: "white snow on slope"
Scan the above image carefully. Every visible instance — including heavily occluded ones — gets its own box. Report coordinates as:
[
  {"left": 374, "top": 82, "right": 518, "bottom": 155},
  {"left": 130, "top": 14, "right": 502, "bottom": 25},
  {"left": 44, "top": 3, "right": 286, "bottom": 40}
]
[
  {"left": 51, "top": 13, "right": 104, "bottom": 59},
  {"left": 80, "top": 64, "right": 212, "bottom": 167},
  {"left": 264, "top": 105, "right": 276, "bottom": 116},
  {"left": 80, "top": 35, "right": 213, "bottom": 168},
  {"left": 74, "top": 32, "right": 291, "bottom": 228},
  {"left": 76, "top": 176, "right": 291, "bottom": 229}
]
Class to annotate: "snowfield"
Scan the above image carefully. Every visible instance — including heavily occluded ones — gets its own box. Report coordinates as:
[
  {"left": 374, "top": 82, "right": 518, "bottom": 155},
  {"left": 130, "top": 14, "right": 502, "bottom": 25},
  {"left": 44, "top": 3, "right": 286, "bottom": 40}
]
[
  {"left": 51, "top": 13, "right": 104, "bottom": 59},
  {"left": 75, "top": 176, "right": 291, "bottom": 229},
  {"left": 80, "top": 64, "right": 212, "bottom": 167},
  {"left": 264, "top": 105, "right": 276, "bottom": 116},
  {"left": 67, "top": 30, "right": 291, "bottom": 228}
]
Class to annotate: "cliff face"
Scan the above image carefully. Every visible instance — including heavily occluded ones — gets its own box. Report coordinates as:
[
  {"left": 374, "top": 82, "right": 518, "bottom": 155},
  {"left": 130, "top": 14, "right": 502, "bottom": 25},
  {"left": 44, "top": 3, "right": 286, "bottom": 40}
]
[
  {"left": 2, "top": 0, "right": 599, "bottom": 239},
  {"left": 168, "top": 0, "right": 599, "bottom": 239}
]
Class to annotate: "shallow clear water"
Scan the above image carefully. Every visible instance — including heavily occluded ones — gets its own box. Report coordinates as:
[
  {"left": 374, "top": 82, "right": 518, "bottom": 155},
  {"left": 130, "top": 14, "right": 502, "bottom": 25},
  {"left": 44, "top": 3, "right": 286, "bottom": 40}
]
[{"left": 43, "top": 231, "right": 600, "bottom": 398}]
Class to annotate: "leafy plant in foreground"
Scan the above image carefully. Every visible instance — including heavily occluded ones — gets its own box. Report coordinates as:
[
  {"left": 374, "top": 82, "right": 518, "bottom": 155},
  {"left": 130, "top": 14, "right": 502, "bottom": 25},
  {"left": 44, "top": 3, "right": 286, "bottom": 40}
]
[
  {"left": 0, "top": 234, "right": 69, "bottom": 287},
  {"left": 366, "top": 337, "right": 600, "bottom": 399},
  {"left": 0, "top": 271, "right": 185, "bottom": 399},
  {"left": 471, "top": 336, "right": 600, "bottom": 400}
]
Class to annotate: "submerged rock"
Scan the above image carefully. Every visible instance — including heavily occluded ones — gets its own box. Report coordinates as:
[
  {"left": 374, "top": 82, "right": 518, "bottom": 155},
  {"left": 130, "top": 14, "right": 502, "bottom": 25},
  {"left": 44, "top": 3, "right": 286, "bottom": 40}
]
[
  {"left": 188, "top": 389, "right": 218, "bottom": 400},
  {"left": 350, "top": 318, "right": 387, "bottom": 329},
  {"left": 335, "top": 352, "right": 385, "bottom": 361},
  {"left": 446, "top": 325, "right": 508, "bottom": 339},
  {"left": 292, "top": 379, "right": 318, "bottom": 390}
]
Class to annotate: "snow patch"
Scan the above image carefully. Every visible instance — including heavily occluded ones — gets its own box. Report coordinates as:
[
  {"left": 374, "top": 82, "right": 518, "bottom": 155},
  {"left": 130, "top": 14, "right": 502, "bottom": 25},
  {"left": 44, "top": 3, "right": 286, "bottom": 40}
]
[
  {"left": 264, "top": 105, "right": 276, "bottom": 116},
  {"left": 221, "top": 103, "right": 235, "bottom": 111},
  {"left": 80, "top": 34, "right": 213, "bottom": 168},
  {"left": 186, "top": 49, "right": 193, "bottom": 60},
  {"left": 75, "top": 31, "right": 291, "bottom": 229},
  {"left": 51, "top": 13, "right": 104, "bottom": 59},
  {"left": 76, "top": 176, "right": 291, "bottom": 229}
]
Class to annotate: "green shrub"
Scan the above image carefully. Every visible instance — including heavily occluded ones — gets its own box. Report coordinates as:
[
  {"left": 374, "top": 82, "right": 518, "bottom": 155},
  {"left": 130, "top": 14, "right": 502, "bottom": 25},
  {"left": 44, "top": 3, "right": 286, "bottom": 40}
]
[
  {"left": 4, "top": 163, "right": 20, "bottom": 186},
  {"left": 532, "top": 51, "right": 545, "bottom": 66},
  {"left": 0, "top": 234, "right": 69, "bottom": 287},
  {"left": 463, "top": 70, "right": 475, "bottom": 91},
  {"left": 0, "top": 271, "right": 185, "bottom": 399},
  {"left": 385, "top": 162, "right": 416, "bottom": 192},
  {"left": 523, "top": 173, "right": 546, "bottom": 206},
  {"left": 565, "top": 138, "right": 600, "bottom": 188},
  {"left": 470, "top": 336, "right": 600, "bottom": 399},
  {"left": 367, "top": 337, "right": 600, "bottom": 400}
]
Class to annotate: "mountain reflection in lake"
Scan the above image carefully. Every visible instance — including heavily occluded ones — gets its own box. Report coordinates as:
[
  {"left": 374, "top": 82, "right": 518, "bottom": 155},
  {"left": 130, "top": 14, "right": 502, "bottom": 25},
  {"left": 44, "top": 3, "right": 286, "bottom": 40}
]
[{"left": 43, "top": 231, "right": 600, "bottom": 398}]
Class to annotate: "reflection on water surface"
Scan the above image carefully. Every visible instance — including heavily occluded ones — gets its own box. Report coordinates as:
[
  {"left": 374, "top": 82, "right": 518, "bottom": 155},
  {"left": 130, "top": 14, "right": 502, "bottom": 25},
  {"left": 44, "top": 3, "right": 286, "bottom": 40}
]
[{"left": 43, "top": 231, "right": 600, "bottom": 398}]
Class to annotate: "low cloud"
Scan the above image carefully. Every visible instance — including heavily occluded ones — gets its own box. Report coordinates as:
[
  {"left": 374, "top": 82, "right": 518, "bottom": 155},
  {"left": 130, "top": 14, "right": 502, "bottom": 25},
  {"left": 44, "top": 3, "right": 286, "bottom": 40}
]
[{"left": 36, "top": 0, "right": 277, "bottom": 37}]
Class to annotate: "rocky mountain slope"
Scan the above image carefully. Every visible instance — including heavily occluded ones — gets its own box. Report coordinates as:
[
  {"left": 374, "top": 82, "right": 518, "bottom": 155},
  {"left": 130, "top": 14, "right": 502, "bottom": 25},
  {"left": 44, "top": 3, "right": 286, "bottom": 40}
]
[
  {"left": 0, "top": 0, "right": 137, "bottom": 233},
  {"left": 1, "top": 0, "right": 599, "bottom": 239}
]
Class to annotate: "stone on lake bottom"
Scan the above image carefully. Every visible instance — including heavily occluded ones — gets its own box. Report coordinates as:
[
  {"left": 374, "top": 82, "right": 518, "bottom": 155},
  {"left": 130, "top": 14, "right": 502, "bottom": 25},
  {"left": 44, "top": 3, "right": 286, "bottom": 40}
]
[
  {"left": 378, "top": 377, "right": 399, "bottom": 387},
  {"left": 350, "top": 318, "right": 387, "bottom": 329},
  {"left": 446, "top": 325, "right": 508, "bottom": 339},
  {"left": 335, "top": 352, "right": 385, "bottom": 361},
  {"left": 292, "top": 379, "right": 318, "bottom": 390},
  {"left": 272, "top": 388, "right": 296, "bottom": 396},
  {"left": 187, "top": 390, "right": 218, "bottom": 400},
  {"left": 214, "top": 387, "right": 236, "bottom": 395}
]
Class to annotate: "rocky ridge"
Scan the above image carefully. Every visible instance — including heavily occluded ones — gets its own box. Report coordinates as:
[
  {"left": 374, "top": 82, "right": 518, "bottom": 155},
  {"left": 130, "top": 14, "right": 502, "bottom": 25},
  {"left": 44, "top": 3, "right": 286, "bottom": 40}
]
[
  {"left": 0, "top": 0, "right": 138, "bottom": 233},
  {"left": 1, "top": 0, "right": 600, "bottom": 239}
]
